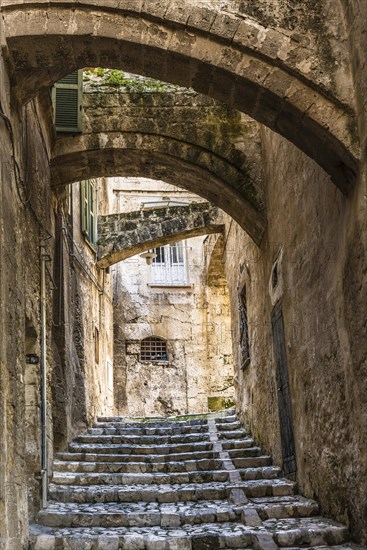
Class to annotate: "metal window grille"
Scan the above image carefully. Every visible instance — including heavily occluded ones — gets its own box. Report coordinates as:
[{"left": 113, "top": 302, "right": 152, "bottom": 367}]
[
  {"left": 239, "top": 286, "right": 250, "bottom": 369},
  {"left": 141, "top": 337, "right": 168, "bottom": 362},
  {"left": 151, "top": 242, "right": 188, "bottom": 285}
]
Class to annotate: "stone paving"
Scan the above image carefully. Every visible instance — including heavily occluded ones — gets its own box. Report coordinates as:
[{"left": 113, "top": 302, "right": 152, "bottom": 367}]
[{"left": 29, "top": 411, "right": 359, "bottom": 549}]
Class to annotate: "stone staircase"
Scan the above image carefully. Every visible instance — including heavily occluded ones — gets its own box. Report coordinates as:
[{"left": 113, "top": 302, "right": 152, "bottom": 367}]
[{"left": 29, "top": 410, "right": 358, "bottom": 549}]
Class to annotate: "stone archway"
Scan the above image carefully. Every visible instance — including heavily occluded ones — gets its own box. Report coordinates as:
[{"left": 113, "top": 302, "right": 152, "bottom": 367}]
[
  {"left": 2, "top": 0, "right": 360, "bottom": 193},
  {"left": 97, "top": 202, "right": 223, "bottom": 268},
  {"left": 52, "top": 88, "right": 266, "bottom": 244}
]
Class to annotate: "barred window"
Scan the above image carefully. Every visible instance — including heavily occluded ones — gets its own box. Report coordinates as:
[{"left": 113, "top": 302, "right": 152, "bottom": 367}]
[{"left": 140, "top": 337, "right": 168, "bottom": 362}]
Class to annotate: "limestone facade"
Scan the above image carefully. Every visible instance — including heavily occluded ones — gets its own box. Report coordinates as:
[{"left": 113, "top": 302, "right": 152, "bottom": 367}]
[{"left": 107, "top": 178, "right": 234, "bottom": 417}]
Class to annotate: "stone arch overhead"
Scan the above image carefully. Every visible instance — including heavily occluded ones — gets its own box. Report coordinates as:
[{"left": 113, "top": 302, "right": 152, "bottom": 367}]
[
  {"left": 52, "top": 89, "right": 265, "bottom": 243},
  {"left": 97, "top": 202, "right": 224, "bottom": 269},
  {"left": 51, "top": 134, "right": 266, "bottom": 245},
  {"left": 3, "top": 1, "right": 360, "bottom": 194}
]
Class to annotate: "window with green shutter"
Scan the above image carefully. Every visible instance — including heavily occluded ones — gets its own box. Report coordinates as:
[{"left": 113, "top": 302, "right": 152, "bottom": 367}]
[
  {"left": 52, "top": 70, "right": 83, "bottom": 133},
  {"left": 80, "top": 180, "right": 97, "bottom": 248}
]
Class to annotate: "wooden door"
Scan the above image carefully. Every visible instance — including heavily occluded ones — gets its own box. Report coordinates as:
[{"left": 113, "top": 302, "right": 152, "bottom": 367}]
[{"left": 271, "top": 302, "right": 297, "bottom": 478}]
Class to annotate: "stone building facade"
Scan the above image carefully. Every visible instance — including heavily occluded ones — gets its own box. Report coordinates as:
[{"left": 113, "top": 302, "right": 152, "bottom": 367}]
[
  {"left": 0, "top": 0, "right": 367, "bottom": 546},
  {"left": 104, "top": 177, "right": 234, "bottom": 417}
]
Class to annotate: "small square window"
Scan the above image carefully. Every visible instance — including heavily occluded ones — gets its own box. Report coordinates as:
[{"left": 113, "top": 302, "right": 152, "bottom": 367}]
[{"left": 140, "top": 337, "right": 168, "bottom": 362}]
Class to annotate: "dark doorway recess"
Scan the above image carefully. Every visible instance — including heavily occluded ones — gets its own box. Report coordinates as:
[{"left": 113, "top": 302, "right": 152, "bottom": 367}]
[{"left": 271, "top": 302, "right": 297, "bottom": 479}]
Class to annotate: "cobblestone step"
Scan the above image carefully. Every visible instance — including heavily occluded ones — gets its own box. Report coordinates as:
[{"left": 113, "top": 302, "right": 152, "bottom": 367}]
[
  {"left": 58, "top": 446, "right": 263, "bottom": 463},
  {"left": 56, "top": 449, "right": 222, "bottom": 463},
  {"left": 75, "top": 433, "right": 212, "bottom": 445},
  {"left": 89, "top": 425, "right": 210, "bottom": 435},
  {"left": 218, "top": 430, "right": 248, "bottom": 440},
  {"left": 75, "top": 431, "right": 249, "bottom": 444},
  {"left": 37, "top": 500, "right": 244, "bottom": 528},
  {"left": 266, "top": 517, "right": 350, "bottom": 546},
  {"left": 228, "top": 448, "right": 262, "bottom": 459},
  {"left": 215, "top": 421, "right": 242, "bottom": 430},
  {"left": 51, "top": 466, "right": 281, "bottom": 487},
  {"left": 37, "top": 496, "right": 320, "bottom": 529},
  {"left": 251, "top": 495, "right": 319, "bottom": 519},
  {"left": 53, "top": 456, "right": 273, "bottom": 474},
  {"left": 49, "top": 479, "right": 296, "bottom": 503},
  {"left": 29, "top": 517, "right": 350, "bottom": 549},
  {"left": 51, "top": 470, "right": 232, "bottom": 486},
  {"left": 96, "top": 417, "right": 209, "bottom": 428},
  {"left": 68, "top": 441, "right": 216, "bottom": 455},
  {"left": 68, "top": 438, "right": 255, "bottom": 456},
  {"left": 215, "top": 415, "right": 238, "bottom": 423}
]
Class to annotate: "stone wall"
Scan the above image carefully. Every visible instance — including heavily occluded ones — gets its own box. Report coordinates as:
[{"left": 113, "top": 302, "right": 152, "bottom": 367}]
[
  {"left": 0, "top": 18, "right": 56, "bottom": 542},
  {"left": 224, "top": 126, "right": 367, "bottom": 541},
  {"left": 55, "top": 179, "right": 114, "bottom": 434},
  {"left": 0, "top": 33, "right": 115, "bottom": 550}
]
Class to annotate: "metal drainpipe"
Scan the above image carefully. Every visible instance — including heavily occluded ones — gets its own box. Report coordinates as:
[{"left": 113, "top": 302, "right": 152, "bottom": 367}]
[{"left": 40, "top": 247, "right": 50, "bottom": 508}]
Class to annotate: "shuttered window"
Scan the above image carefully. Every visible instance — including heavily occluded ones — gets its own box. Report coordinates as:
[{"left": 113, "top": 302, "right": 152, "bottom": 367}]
[
  {"left": 80, "top": 180, "right": 97, "bottom": 248},
  {"left": 151, "top": 242, "right": 189, "bottom": 285},
  {"left": 52, "top": 70, "right": 83, "bottom": 133}
]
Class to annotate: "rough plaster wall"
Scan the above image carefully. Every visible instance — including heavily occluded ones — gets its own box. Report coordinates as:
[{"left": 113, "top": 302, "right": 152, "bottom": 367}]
[
  {"left": 225, "top": 125, "right": 367, "bottom": 541},
  {"left": 109, "top": 179, "right": 234, "bottom": 417}
]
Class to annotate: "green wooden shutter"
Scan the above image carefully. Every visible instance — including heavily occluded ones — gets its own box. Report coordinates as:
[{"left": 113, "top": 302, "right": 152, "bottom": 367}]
[
  {"left": 80, "top": 180, "right": 88, "bottom": 235},
  {"left": 52, "top": 70, "right": 83, "bottom": 133},
  {"left": 80, "top": 180, "right": 97, "bottom": 247}
]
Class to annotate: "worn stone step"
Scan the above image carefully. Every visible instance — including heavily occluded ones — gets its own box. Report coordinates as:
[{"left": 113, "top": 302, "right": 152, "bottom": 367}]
[
  {"left": 51, "top": 470, "right": 232, "bottom": 486},
  {"left": 53, "top": 457, "right": 225, "bottom": 474},
  {"left": 218, "top": 430, "right": 248, "bottom": 440},
  {"left": 51, "top": 466, "right": 281, "bottom": 487},
  {"left": 232, "top": 456, "right": 272, "bottom": 469},
  {"left": 68, "top": 438, "right": 255, "bottom": 456},
  {"left": 29, "top": 516, "right": 349, "bottom": 549},
  {"left": 53, "top": 455, "right": 273, "bottom": 474},
  {"left": 251, "top": 495, "right": 320, "bottom": 519},
  {"left": 75, "top": 433, "right": 212, "bottom": 445},
  {"left": 90, "top": 424, "right": 210, "bottom": 435},
  {"left": 221, "top": 439, "right": 256, "bottom": 451},
  {"left": 58, "top": 446, "right": 262, "bottom": 464},
  {"left": 68, "top": 440, "right": 216, "bottom": 455},
  {"left": 78, "top": 430, "right": 249, "bottom": 444},
  {"left": 215, "top": 420, "right": 243, "bottom": 432},
  {"left": 264, "top": 517, "right": 350, "bottom": 546},
  {"left": 49, "top": 478, "right": 296, "bottom": 503},
  {"left": 228, "top": 448, "right": 262, "bottom": 459},
  {"left": 37, "top": 500, "right": 243, "bottom": 528},
  {"left": 56, "top": 449, "right": 223, "bottom": 463},
  {"left": 214, "top": 414, "right": 239, "bottom": 424},
  {"left": 38, "top": 496, "right": 319, "bottom": 529},
  {"left": 96, "top": 417, "right": 209, "bottom": 428},
  {"left": 29, "top": 521, "right": 257, "bottom": 549}
]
